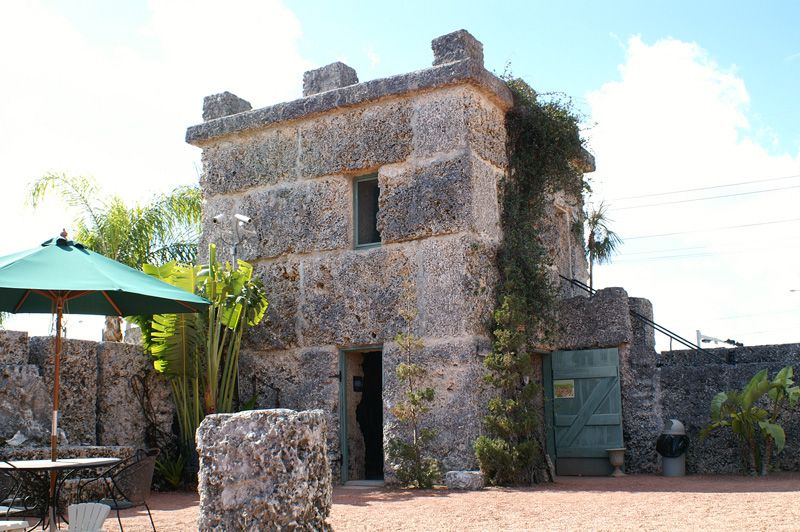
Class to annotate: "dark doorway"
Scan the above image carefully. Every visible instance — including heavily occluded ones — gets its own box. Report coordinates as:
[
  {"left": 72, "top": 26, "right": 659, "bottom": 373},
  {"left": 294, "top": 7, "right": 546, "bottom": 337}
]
[
  {"left": 356, "top": 353, "right": 383, "bottom": 480},
  {"left": 341, "top": 348, "right": 383, "bottom": 482}
]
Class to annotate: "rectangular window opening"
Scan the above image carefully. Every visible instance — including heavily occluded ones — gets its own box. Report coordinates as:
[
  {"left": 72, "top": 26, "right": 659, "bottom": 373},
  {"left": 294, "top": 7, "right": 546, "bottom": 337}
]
[{"left": 354, "top": 175, "right": 381, "bottom": 248}]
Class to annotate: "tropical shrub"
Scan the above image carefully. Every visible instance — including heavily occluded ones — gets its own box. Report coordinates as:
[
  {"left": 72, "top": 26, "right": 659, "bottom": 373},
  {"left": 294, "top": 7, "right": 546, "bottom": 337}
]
[
  {"left": 386, "top": 360, "right": 440, "bottom": 488},
  {"left": 386, "top": 275, "right": 441, "bottom": 488},
  {"left": 132, "top": 243, "right": 268, "bottom": 454},
  {"left": 154, "top": 452, "right": 186, "bottom": 490},
  {"left": 701, "top": 366, "right": 799, "bottom": 475},
  {"left": 474, "top": 297, "right": 543, "bottom": 485}
]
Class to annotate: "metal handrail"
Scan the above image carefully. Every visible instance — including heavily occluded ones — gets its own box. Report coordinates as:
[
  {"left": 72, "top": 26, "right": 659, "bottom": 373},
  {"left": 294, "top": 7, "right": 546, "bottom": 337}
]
[{"left": 559, "top": 275, "right": 733, "bottom": 364}]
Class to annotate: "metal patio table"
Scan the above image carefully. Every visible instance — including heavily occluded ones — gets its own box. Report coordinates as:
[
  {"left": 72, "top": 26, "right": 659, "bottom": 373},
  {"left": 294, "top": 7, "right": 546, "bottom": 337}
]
[{"left": 1, "top": 457, "right": 121, "bottom": 531}]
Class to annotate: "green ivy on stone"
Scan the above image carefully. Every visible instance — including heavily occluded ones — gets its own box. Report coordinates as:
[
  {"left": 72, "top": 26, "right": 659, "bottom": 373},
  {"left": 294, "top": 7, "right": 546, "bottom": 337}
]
[{"left": 475, "top": 76, "right": 587, "bottom": 486}]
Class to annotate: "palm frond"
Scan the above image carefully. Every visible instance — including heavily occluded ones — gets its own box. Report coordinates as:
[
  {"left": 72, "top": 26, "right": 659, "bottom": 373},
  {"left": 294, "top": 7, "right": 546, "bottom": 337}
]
[
  {"left": 28, "top": 173, "right": 106, "bottom": 234},
  {"left": 30, "top": 176, "right": 202, "bottom": 270},
  {"left": 586, "top": 201, "right": 623, "bottom": 264},
  {"left": 128, "top": 185, "right": 202, "bottom": 267}
]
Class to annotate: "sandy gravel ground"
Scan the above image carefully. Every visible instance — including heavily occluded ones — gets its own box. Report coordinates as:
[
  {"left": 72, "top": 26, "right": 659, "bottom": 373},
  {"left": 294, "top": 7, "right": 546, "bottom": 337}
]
[
  {"left": 39, "top": 473, "right": 798, "bottom": 531},
  {"left": 330, "top": 474, "right": 800, "bottom": 531}
]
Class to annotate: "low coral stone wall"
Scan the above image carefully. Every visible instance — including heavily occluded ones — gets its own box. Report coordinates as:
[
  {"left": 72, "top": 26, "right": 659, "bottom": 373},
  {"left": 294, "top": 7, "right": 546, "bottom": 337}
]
[{"left": 659, "top": 344, "right": 800, "bottom": 473}]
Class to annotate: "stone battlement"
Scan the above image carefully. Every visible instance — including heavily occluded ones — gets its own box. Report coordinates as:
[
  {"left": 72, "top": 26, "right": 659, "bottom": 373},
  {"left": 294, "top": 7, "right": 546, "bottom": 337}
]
[{"left": 185, "top": 30, "right": 512, "bottom": 145}]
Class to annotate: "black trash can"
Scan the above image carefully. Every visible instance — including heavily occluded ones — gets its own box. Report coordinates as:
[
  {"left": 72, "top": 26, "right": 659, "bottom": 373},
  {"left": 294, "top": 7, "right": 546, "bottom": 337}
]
[{"left": 656, "top": 419, "right": 689, "bottom": 476}]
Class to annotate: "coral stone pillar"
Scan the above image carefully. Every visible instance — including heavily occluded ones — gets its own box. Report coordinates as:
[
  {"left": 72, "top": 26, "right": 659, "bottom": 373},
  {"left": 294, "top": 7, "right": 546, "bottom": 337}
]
[{"left": 197, "top": 409, "right": 332, "bottom": 531}]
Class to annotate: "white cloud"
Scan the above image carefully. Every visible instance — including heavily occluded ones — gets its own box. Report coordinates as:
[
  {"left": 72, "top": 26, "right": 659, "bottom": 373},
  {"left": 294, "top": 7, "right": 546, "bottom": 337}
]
[
  {"left": 0, "top": 0, "right": 310, "bottom": 339},
  {"left": 785, "top": 51, "right": 800, "bottom": 62},
  {"left": 587, "top": 37, "right": 800, "bottom": 350},
  {"left": 365, "top": 46, "right": 381, "bottom": 67}
]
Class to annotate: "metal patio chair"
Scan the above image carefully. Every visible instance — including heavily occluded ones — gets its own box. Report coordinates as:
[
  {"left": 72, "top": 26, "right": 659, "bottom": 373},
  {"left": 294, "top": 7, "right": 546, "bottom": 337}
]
[
  {"left": 77, "top": 449, "right": 159, "bottom": 531},
  {"left": 0, "top": 470, "right": 14, "bottom": 506},
  {"left": 0, "top": 464, "right": 42, "bottom": 523},
  {"left": 0, "top": 470, "right": 22, "bottom": 520}
]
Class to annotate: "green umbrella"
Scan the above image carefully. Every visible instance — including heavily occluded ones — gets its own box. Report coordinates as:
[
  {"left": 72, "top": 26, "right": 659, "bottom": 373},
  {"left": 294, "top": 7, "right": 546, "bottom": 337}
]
[{"left": 0, "top": 233, "right": 209, "bottom": 509}]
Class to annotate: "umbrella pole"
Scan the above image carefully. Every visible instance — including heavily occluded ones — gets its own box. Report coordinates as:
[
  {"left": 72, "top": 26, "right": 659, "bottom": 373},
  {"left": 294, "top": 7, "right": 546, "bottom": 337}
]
[
  {"left": 49, "top": 299, "right": 63, "bottom": 530},
  {"left": 51, "top": 300, "right": 63, "bottom": 461}
]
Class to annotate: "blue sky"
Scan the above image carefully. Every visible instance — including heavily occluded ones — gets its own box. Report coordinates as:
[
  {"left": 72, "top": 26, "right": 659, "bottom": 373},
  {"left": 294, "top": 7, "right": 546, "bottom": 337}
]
[
  {"left": 1, "top": 0, "right": 798, "bottom": 349},
  {"left": 289, "top": 0, "right": 800, "bottom": 152}
]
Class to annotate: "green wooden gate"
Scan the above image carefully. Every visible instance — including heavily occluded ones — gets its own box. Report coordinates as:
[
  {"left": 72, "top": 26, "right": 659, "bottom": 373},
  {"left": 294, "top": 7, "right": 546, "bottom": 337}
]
[{"left": 543, "top": 348, "right": 623, "bottom": 475}]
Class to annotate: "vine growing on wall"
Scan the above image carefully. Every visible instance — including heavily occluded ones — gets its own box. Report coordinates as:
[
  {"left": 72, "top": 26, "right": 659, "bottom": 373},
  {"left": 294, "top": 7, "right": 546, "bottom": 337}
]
[{"left": 475, "top": 75, "right": 588, "bottom": 485}]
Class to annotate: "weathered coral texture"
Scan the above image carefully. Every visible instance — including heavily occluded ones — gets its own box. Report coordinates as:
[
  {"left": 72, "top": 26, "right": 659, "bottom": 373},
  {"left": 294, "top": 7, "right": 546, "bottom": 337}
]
[
  {"left": 303, "top": 62, "right": 359, "bottom": 97},
  {"left": 444, "top": 470, "right": 485, "bottom": 490},
  {"left": 97, "top": 342, "right": 173, "bottom": 447},
  {"left": 202, "top": 91, "right": 252, "bottom": 122},
  {"left": 0, "top": 445, "right": 135, "bottom": 461},
  {"left": 431, "top": 29, "right": 485, "bottom": 67},
  {"left": 238, "top": 348, "right": 342, "bottom": 471},
  {"left": 383, "top": 338, "right": 490, "bottom": 473},
  {"left": 28, "top": 337, "right": 98, "bottom": 445},
  {"left": 196, "top": 409, "right": 332, "bottom": 531},
  {"left": 0, "top": 330, "right": 29, "bottom": 364},
  {"left": 557, "top": 288, "right": 633, "bottom": 350},
  {"left": 0, "top": 331, "right": 171, "bottom": 452},
  {"left": 0, "top": 363, "right": 50, "bottom": 444}
]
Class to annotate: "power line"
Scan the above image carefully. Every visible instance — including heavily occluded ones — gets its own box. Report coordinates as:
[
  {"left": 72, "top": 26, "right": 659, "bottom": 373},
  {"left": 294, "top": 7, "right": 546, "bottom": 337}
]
[
  {"left": 737, "top": 327, "right": 800, "bottom": 337},
  {"left": 614, "top": 244, "right": 798, "bottom": 263},
  {"left": 610, "top": 173, "right": 800, "bottom": 201},
  {"left": 615, "top": 251, "right": 718, "bottom": 263},
  {"left": 709, "top": 308, "right": 800, "bottom": 321},
  {"left": 625, "top": 217, "right": 800, "bottom": 240},
  {"left": 615, "top": 183, "right": 800, "bottom": 211},
  {"left": 613, "top": 236, "right": 800, "bottom": 262},
  {"left": 618, "top": 237, "right": 800, "bottom": 259},
  {"left": 620, "top": 245, "right": 707, "bottom": 256}
]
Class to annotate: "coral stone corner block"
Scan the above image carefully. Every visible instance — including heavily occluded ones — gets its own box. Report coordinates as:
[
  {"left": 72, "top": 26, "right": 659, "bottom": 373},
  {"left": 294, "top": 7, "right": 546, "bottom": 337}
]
[
  {"left": 28, "top": 337, "right": 98, "bottom": 445},
  {"left": 303, "top": 62, "right": 359, "bottom": 97},
  {"left": 445, "top": 470, "right": 485, "bottom": 490},
  {"left": 202, "top": 91, "right": 253, "bottom": 121},
  {"left": 197, "top": 409, "right": 332, "bottom": 531},
  {"left": 431, "top": 29, "right": 484, "bottom": 67},
  {"left": 579, "top": 148, "right": 596, "bottom": 173},
  {"left": 0, "top": 364, "right": 50, "bottom": 445},
  {"left": 0, "top": 330, "right": 29, "bottom": 364}
]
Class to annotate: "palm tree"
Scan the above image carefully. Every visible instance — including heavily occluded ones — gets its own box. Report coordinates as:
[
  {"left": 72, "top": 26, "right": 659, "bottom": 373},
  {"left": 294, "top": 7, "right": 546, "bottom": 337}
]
[
  {"left": 586, "top": 202, "right": 622, "bottom": 292},
  {"left": 29, "top": 173, "right": 202, "bottom": 340}
]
